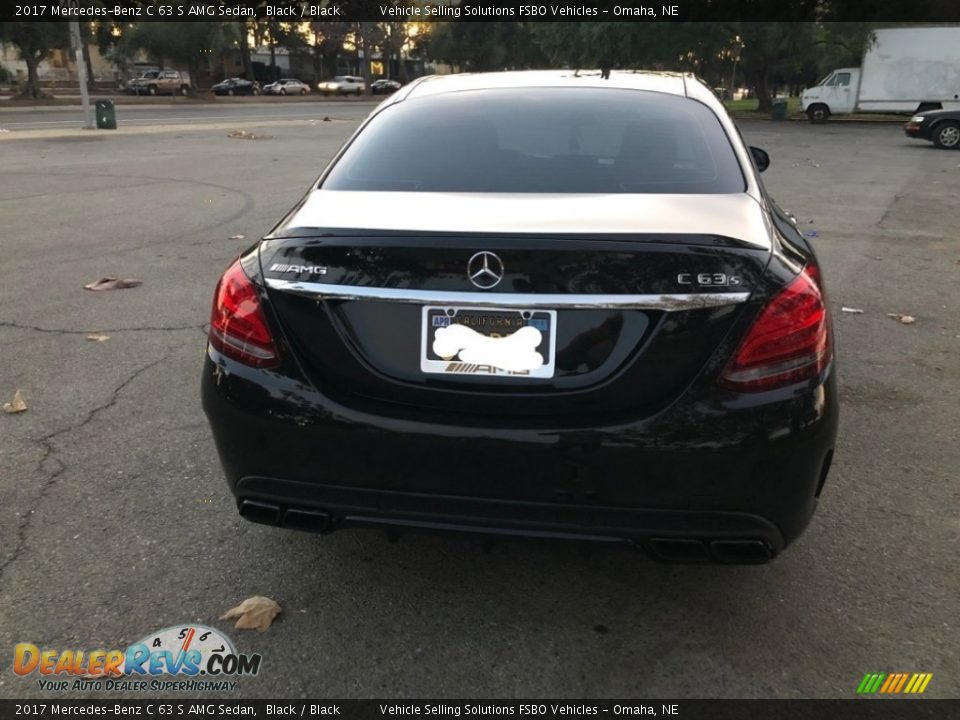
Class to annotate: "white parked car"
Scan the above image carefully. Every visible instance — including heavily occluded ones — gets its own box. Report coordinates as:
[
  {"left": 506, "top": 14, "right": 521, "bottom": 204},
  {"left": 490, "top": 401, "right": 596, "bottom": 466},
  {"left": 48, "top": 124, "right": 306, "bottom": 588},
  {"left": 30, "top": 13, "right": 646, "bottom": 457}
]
[{"left": 318, "top": 76, "right": 366, "bottom": 96}]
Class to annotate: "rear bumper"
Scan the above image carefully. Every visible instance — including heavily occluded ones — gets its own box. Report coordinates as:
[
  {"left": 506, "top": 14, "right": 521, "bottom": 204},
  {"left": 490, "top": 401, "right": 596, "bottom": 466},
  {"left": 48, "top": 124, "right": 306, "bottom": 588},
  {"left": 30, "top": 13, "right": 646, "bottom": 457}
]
[
  {"left": 201, "top": 351, "right": 838, "bottom": 562},
  {"left": 235, "top": 478, "right": 784, "bottom": 563}
]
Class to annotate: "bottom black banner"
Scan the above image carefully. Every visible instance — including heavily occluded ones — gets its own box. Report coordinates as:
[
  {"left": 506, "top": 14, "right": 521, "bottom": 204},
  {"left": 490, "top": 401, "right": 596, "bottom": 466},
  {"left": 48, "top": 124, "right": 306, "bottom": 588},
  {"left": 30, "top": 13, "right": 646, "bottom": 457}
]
[{"left": 0, "top": 700, "right": 954, "bottom": 720}]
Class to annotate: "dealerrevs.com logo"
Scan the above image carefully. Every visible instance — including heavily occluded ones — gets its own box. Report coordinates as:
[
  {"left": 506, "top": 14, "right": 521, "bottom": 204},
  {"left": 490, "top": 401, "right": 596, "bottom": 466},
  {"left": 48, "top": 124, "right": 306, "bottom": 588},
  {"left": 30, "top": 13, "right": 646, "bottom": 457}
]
[{"left": 14, "top": 624, "right": 262, "bottom": 692}]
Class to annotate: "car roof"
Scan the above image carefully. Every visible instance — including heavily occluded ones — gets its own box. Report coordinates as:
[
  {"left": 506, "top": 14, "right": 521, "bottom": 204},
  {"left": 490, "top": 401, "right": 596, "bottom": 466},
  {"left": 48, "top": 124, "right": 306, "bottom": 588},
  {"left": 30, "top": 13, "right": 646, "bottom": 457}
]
[
  {"left": 403, "top": 69, "right": 689, "bottom": 99},
  {"left": 385, "top": 69, "right": 726, "bottom": 123}
]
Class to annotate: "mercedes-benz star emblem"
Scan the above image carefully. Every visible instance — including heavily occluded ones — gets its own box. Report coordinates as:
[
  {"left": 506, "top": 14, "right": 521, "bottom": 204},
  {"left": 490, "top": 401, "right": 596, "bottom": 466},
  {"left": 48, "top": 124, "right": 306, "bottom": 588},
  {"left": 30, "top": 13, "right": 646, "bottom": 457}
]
[{"left": 467, "top": 251, "right": 504, "bottom": 290}]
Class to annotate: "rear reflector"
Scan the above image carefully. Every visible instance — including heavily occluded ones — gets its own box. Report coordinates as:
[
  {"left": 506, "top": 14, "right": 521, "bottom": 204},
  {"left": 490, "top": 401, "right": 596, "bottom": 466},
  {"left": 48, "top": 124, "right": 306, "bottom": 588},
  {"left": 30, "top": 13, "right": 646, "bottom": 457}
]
[
  {"left": 209, "top": 259, "right": 280, "bottom": 368},
  {"left": 719, "top": 265, "right": 831, "bottom": 392}
]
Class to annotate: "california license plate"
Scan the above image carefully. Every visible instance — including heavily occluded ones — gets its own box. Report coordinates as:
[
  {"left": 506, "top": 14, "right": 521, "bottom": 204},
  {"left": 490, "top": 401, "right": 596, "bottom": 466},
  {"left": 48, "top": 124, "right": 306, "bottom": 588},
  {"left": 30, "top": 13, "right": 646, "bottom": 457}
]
[{"left": 420, "top": 306, "right": 557, "bottom": 379}]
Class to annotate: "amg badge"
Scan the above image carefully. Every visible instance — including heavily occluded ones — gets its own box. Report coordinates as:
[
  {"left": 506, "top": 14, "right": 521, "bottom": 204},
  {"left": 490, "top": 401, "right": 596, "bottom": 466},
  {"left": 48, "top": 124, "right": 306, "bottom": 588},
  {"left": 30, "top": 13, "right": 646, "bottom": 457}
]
[{"left": 269, "top": 263, "right": 328, "bottom": 275}]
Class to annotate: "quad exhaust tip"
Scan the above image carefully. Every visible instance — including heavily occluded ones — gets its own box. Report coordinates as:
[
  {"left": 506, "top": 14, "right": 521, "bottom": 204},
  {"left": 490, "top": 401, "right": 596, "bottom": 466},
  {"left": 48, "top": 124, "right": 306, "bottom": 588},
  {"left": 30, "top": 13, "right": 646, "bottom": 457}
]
[
  {"left": 648, "top": 537, "right": 773, "bottom": 564},
  {"left": 238, "top": 500, "right": 330, "bottom": 533}
]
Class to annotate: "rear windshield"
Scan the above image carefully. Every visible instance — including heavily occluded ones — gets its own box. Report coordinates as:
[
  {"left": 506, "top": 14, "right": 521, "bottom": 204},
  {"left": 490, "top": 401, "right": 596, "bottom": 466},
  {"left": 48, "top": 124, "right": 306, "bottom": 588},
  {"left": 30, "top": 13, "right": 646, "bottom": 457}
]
[{"left": 322, "top": 87, "right": 745, "bottom": 194}]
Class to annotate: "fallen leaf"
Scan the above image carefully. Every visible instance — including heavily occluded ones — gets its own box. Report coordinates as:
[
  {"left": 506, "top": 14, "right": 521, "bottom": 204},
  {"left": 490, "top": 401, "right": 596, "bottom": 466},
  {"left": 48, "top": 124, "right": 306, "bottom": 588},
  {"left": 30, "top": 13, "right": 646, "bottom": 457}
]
[
  {"left": 86, "top": 333, "right": 111, "bottom": 342},
  {"left": 3, "top": 389, "right": 27, "bottom": 414},
  {"left": 227, "top": 130, "right": 271, "bottom": 141},
  {"left": 887, "top": 313, "right": 916, "bottom": 325},
  {"left": 841, "top": 307, "right": 864, "bottom": 314},
  {"left": 84, "top": 277, "right": 142, "bottom": 291},
  {"left": 229, "top": 234, "right": 245, "bottom": 240},
  {"left": 220, "top": 596, "right": 281, "bottom": 632}
]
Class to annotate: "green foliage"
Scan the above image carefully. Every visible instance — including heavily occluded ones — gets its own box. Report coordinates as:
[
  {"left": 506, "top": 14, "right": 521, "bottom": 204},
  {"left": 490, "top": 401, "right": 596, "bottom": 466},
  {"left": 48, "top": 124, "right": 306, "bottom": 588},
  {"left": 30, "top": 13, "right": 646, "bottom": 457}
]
[
  {"left": 427, "top": 23, "right": 546, "bottom": 71},
  {"left": 0, "top": 21, "right": 71, "bottom": 98},
  {"left": 126, "top": 21, "right": 238, "bottom": 81}
]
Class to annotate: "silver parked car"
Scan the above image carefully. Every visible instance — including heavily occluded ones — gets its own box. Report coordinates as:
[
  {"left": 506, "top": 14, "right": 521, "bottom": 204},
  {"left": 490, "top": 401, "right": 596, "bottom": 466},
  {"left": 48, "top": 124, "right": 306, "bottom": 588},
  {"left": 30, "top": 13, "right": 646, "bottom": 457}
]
[{"left": 264, "top": 79, "right": 311, "bottom": 96}]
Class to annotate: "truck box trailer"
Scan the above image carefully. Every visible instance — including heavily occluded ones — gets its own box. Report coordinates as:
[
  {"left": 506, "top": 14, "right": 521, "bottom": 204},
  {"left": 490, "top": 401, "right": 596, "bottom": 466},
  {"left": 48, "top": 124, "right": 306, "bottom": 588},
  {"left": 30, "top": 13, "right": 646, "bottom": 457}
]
[{"left": 801, "top": 26, "right": 960, "bottom": 121}]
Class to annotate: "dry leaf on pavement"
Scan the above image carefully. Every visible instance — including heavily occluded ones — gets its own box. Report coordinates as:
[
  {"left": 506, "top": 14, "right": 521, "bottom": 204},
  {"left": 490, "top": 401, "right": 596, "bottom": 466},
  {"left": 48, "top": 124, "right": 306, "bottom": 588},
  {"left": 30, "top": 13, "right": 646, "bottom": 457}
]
[
  {"left": 887, "top": 313, "right": 916, "bottom": 325},
  {"left": 228, "top": 130, "right": 270, "bottom": 141},
  {"left": 229, "top": 234, "right": 245, "bottom": 240},
  {"left": 3, "top": 389, "right": 28, "bottom": 414},
  {"left": 86, "top": 334, "right": 111, "bottom": 342},
  {"left": 220, "top": 596, "right": 281, "bottom": 632},
  {"left": 83, "top": 277, "right": 142, "bottom": 291}
]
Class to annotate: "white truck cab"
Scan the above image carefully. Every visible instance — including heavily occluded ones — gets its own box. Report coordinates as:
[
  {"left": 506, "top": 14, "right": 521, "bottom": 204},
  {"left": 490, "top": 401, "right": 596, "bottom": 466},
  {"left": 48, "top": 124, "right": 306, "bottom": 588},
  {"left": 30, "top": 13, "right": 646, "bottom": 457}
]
[{"left": 801, "top": 68, "right": 859, "bottom": 121}]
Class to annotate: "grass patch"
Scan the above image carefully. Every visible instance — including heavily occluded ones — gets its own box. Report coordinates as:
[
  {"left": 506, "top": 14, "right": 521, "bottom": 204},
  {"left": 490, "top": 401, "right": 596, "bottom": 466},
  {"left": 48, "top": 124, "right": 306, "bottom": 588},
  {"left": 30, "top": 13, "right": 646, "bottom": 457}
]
[{"left": 724, "top": 97, "right": 802, "bottom": 114}]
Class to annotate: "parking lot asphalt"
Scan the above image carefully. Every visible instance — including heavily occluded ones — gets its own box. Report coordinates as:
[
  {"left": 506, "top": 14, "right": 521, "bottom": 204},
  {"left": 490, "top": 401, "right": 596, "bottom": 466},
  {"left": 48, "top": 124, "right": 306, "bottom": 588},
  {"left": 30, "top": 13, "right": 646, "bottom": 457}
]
[{"left": 0, "top": 118, "right": 958, "bottom": 699}]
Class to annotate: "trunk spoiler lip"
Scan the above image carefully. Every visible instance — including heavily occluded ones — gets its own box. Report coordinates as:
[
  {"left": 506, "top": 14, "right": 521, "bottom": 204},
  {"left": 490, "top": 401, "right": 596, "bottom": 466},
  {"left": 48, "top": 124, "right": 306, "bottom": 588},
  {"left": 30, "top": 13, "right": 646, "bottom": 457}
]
[
  {"left": 264, "top": 278, "right": 749, "bottom": 312},
  {"left": 261, "top": 228, "right": 767, "bottom": 252}
]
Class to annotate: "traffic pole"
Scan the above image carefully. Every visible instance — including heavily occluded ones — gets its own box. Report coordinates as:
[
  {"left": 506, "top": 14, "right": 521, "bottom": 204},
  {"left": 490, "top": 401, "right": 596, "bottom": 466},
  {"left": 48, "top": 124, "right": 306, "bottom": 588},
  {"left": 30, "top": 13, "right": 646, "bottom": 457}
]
[{"left": 69, "top": 21, "right": 92, "bottom": 129}]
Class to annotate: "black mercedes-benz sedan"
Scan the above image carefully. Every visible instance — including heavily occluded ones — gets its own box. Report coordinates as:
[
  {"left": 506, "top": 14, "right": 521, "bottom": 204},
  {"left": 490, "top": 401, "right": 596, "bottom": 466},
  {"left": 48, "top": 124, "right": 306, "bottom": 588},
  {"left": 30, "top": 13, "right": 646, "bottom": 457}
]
[
  {"left": 202, "top": 70, "right": 838, "bottom": 563},
  {"left": 904, "top": 109, "right": 960, "bottom": 149}
]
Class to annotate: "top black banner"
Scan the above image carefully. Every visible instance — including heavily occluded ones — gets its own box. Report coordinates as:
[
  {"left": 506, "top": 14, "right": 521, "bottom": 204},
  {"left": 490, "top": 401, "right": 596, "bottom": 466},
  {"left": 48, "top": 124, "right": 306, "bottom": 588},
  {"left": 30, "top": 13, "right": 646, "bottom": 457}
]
[{"left": 5, "top": 0, "right": 960, "bottom": 22}]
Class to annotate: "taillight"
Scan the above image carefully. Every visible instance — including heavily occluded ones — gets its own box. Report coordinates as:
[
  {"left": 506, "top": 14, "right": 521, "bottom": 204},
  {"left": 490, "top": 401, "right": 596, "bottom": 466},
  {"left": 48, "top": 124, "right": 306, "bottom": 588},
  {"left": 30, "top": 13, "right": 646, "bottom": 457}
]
[
  {"left": 719, "top": 265, "right": 831, "bottom": 392},
  {"left": 208, "top": 259, "right": 280, "bottom": 369}
]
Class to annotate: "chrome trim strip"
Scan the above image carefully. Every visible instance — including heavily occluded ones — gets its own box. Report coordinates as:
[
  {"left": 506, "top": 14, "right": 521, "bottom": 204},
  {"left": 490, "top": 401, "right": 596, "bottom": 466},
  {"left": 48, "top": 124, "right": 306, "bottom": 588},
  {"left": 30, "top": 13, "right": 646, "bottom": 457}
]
[{"left": 265, "top": 279, "right": 750, "bottom": 312}]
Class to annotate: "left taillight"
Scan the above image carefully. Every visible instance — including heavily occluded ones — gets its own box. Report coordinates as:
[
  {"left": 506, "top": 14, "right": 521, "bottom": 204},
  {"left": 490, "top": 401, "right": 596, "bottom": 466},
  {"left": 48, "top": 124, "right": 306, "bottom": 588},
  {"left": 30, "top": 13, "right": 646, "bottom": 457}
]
[{"left": 208, "top": 259, "right": 280, "bottom": 369}]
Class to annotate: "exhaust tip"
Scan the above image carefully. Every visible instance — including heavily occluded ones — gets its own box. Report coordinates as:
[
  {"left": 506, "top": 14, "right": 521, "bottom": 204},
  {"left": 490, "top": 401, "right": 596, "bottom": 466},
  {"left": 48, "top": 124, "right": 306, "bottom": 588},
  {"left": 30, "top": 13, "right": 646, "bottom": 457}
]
[
  {"left": 710, "top": 539, "right": 773, "bottom": 564},
  {"left": 282, "top": 508, "right": 330, "bottom": 533},
  {"left": 238, "top": 499, "right": 281, "bottom": 526},
  {"left": 648, "top": 538, "right": 711, "bottom": 562}
]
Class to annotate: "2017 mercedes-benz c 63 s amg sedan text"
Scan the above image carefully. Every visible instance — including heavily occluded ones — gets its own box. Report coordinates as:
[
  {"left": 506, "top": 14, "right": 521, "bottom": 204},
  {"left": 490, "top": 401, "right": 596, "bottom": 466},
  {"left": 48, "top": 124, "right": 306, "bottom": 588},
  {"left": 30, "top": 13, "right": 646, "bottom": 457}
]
[{"left": 202, "top": 71, "right": 838, "bottom": 563}]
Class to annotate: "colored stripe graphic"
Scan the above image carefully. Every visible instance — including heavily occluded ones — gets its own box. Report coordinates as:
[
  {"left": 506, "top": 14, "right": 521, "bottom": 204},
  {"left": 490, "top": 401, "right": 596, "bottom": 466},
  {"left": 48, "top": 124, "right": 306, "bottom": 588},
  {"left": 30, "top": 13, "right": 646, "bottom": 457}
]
[
  {"left": 857, "top": 672, "right": 932, "bottom": 695},
  {"left": 857, "top": 673, "right": 885, "bottom": 694}
]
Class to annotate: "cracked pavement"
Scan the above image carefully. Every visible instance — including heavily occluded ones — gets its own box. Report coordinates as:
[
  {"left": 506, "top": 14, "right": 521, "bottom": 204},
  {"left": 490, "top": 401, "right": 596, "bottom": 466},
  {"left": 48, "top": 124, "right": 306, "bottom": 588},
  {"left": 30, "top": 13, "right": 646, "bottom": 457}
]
[{"left": 0, "top": 117, "right": 958, "bottom": 699}]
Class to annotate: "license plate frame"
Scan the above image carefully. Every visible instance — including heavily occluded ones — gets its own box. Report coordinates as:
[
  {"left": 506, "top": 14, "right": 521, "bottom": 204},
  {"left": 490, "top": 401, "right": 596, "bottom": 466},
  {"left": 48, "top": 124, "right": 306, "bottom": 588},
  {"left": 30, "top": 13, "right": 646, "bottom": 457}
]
[{"left": 420, "top": 305, "right": 557, "bottom": 379}]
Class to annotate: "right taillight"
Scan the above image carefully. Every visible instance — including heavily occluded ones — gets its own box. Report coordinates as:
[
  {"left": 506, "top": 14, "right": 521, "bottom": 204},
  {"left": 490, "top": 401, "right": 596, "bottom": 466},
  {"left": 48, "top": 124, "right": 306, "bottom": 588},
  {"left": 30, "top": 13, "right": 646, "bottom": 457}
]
[
  {"left": 208, "top": 259, "right": 280, "bottom": 369},
  {"left": 719, "top": 265, "right": 831, "bottom": 392}
]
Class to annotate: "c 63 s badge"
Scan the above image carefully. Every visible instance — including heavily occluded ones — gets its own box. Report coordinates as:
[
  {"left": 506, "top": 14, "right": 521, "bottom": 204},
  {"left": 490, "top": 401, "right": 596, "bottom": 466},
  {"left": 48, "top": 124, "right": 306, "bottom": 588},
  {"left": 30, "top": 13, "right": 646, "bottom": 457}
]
[{"left": 678, "top": 272, "right": 742, "bottom": 287}]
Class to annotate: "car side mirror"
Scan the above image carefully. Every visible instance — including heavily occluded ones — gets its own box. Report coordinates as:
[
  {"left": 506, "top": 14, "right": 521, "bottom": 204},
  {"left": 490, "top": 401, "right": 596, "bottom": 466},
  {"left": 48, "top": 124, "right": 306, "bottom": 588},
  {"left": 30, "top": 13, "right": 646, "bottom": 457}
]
[{"left": 750, "top": 146, "right": 770, "bottom": 173}]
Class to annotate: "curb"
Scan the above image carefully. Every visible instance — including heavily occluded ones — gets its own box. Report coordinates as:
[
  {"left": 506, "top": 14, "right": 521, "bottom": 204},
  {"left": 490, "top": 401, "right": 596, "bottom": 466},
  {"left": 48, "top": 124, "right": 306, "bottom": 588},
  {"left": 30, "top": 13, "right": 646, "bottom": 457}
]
[
  {"left": 0, "top": 117, "right": 352, "bottom": 141},
  {"left": 731, "top": 113, "right": 907, "bottom": 125}
]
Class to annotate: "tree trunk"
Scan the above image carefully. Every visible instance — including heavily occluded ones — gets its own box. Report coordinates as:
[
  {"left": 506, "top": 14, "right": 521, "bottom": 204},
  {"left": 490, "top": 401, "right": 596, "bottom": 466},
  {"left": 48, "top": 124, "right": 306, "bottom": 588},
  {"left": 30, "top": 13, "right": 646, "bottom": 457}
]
[
  {"left": 23, "top": 54, "right": 42, "bottom": 99},
  {"left": 747, "top": 66, "right": 773, "bottom": 113},
  {"left": 239, "top": 23, "right": 253, "bottom": 80},
  {"left": 82, "top": 42, "right": 96, "bottom": 90},
  {"left": 396, "top": 47, "right": 408, "bottom": 83},
  {"left": 357, "top": 23, "right": 372, "bottom": 95}
]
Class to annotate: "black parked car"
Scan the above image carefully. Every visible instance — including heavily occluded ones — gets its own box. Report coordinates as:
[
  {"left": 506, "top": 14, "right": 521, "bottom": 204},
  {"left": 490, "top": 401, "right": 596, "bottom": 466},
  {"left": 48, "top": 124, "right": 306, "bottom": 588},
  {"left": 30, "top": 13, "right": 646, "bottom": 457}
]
[
  {"left": 202, "top": 70, "right": 838, "bottom": 563},
  {"left": 212, "top": 78, "right": 261, "bottom": 96},
  {"left": 371, "top": 78, "right": 402, "bottom": 95},
  {"left": 904, "top": 109, "right": 960, "bottom": 149}
]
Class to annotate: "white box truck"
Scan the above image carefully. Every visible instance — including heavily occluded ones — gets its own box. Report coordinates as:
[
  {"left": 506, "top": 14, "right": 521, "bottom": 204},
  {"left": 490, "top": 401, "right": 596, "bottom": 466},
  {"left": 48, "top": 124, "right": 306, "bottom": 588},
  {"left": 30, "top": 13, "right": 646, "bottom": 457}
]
[{"left": 801, "top": 26, "right": 960, "bottom": 122}]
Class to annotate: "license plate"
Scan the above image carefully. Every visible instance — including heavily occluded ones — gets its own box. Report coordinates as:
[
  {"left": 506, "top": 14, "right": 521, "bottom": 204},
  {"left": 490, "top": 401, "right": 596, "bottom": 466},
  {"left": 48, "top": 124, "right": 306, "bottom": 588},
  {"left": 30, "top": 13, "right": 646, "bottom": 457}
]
[{"left": 420, "top": 306, "right": 557, "bottom": 379}]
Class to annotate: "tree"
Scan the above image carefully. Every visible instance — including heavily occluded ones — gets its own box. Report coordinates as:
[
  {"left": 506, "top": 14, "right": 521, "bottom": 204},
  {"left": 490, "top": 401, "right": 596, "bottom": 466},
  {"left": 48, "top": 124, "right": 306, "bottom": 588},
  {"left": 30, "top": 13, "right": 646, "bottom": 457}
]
[
  {"left": 427, "top": 23, "right": 545, "bottom": 72},
  {"left": 238, "top": 19, "right": 253, "bottom": 80},
  {"left": 310, "top": 21, "right": 349, "bottom": 81},
  {"left": 0, "top": 22, "right": 70, "bottom": 99},
  {"left": 126, "top": 21, "right": 236, "bottom": 90},
  {"left": 378, "top": 21, "right": 409, "bottom": 82}
]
